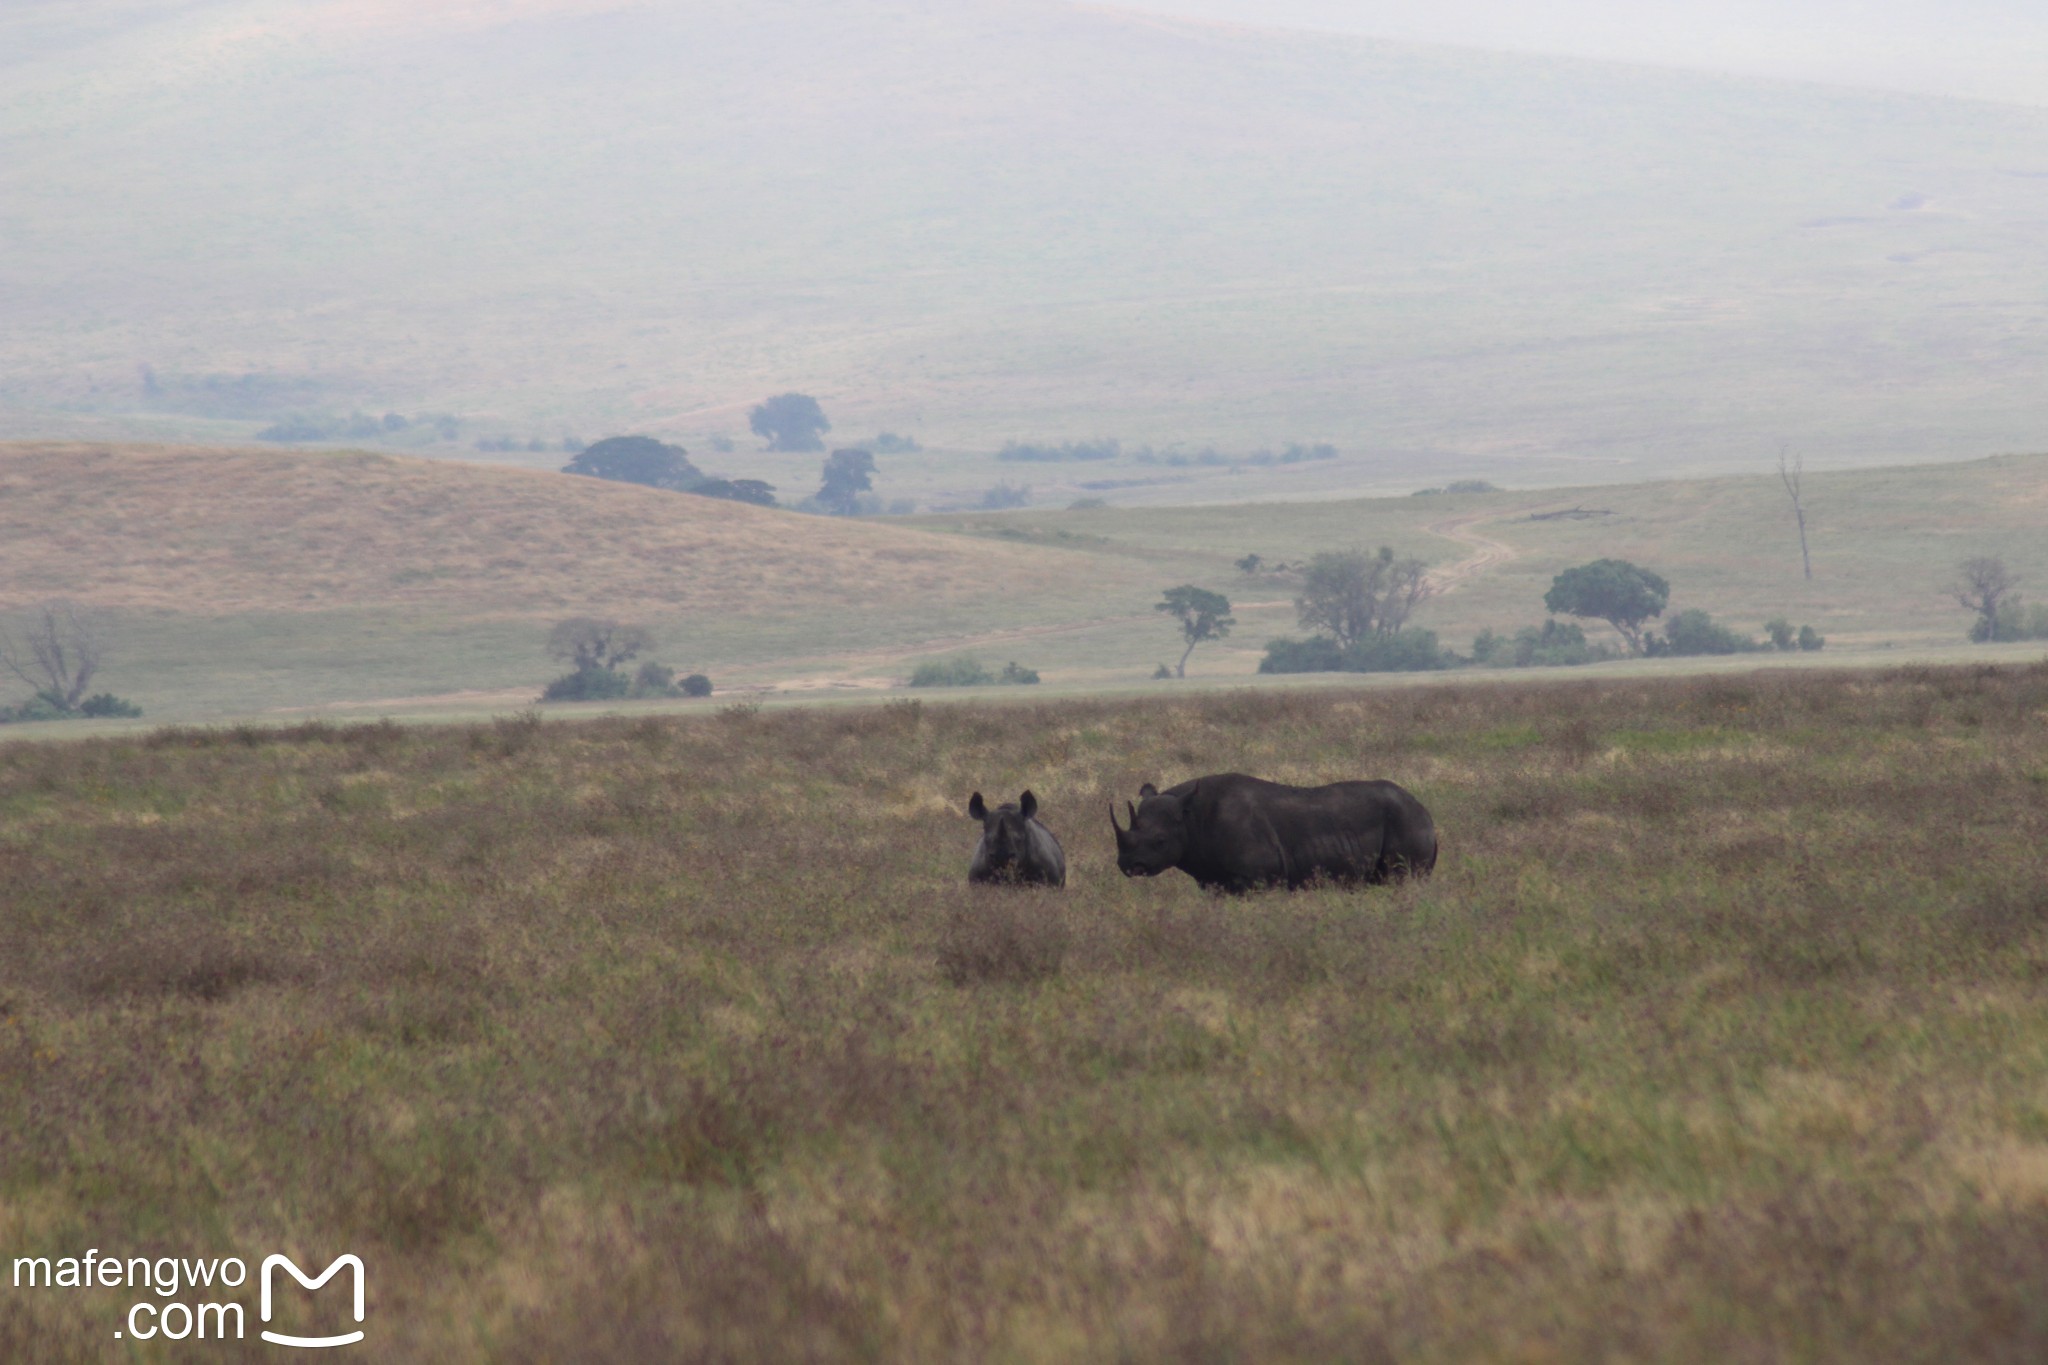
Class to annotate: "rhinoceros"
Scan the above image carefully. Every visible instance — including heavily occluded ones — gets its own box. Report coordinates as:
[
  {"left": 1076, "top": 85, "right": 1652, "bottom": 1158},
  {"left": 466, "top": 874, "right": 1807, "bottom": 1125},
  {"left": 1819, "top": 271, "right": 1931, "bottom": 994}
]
[
  {"left": 966, "top": 790, "right": 1067, "bottom": 887},
  {"left": 1110, "top": 772, "right": 1436, "bottom": 892}
]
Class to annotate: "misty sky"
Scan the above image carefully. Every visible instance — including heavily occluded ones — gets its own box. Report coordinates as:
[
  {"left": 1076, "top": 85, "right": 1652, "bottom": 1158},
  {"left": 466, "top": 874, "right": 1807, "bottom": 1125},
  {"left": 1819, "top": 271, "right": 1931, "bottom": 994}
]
[{"left": 1118, "top": 0, "right": 2048, "bottom": 107}]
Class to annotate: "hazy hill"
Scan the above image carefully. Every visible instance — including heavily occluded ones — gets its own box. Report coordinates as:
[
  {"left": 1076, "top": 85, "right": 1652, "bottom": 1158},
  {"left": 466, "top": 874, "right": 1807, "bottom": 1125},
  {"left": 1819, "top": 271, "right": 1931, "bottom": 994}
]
[
  {"left": 5, "top": 0, "right": 2048, "bottom": 480},
  {"left": 0, "top": 442, "right": 1095, "bottom": 619}
]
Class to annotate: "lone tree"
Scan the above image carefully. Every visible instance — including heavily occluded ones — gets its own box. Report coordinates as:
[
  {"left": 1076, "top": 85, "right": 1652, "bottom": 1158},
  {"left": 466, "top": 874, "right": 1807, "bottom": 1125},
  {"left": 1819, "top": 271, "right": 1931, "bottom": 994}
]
[
  {"left": 1293, "top": 547, "right": 1431, "bottom": 647},
  {"left": 562, "top": 435, "right": 702, "bottom": 490},
  {"left": 1, "top": 600, "right": 104, "bottom": 710},
  {"left": 749, "top": 393, "right": 831, "bottom": 452},
  {"left": 816, "top": 448, "right": 876, "bottom": 515},
  {"left": 1156, "top": 585, "right": 1234, "bottom": 678},
  {"left": 1778, "top": 447, "right": 1813, "bottom": 580},
  {"left": 1952, "top": 556, "right": 2019, "bottom": 641},
  {"left": 1544, "top": 559, "right": 1669, "bottom": 654},
  {"left": 546, "top": 618, "right": 653, "bottom": 674}
]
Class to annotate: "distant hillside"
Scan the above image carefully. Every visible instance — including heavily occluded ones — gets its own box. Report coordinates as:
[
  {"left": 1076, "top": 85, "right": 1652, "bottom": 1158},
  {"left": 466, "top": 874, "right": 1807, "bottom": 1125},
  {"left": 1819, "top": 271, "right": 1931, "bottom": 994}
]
[
  {"left": 4, "top": 0, "right": 2048, "bottom": 476},
  {"left": 0, "top": 443, "right": 1099, "bottom": 618}
]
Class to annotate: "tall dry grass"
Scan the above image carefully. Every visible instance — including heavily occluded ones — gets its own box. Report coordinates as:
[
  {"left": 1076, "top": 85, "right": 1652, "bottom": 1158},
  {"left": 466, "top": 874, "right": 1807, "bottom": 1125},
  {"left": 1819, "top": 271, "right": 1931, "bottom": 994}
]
[{"left": 2, "top": 665, "right": 2046, "bottom": 1360}]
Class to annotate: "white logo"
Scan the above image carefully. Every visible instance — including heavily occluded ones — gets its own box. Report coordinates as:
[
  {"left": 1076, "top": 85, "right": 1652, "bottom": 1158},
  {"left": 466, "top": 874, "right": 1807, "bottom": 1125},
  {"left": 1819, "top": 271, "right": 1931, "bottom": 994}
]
[{"left": 259, "top": 1254, "right": 364, "bottom": 1348}]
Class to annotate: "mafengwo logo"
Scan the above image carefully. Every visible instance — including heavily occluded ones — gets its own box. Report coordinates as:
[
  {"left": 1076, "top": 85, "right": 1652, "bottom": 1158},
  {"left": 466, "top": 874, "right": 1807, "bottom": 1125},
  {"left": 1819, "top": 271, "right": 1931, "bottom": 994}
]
[
  {"left": 10, "top": 1248, "right": 364, "bottom": 1347},
  {"left": 260, "top": 1254, "right": 366, "bottom": 1348}
]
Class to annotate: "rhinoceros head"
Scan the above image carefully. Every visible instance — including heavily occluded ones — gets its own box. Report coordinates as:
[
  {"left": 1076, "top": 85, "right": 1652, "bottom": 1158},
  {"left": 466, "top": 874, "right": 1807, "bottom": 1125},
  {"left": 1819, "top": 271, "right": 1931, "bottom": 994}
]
[
  {"left": 969, "top": 790, "right": 1037, "bottom": 876},
  {"left": 1111, "top": 781, "right": 1191, "bottom": 877}
]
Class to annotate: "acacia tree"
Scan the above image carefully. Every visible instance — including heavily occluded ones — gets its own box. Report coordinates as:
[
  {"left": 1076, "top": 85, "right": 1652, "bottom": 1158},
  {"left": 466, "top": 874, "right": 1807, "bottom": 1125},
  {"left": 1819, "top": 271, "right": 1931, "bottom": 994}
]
[
  {"left": 1293, "top": 547, "right": 1431, "bottom": 646},
  {"left": 1952, "top": 556, "right": 2019, "bottom": 641},
  {"left": 562, "top": 435, "right": 702, "bottom": 490},
  {"left": 1, "top": 600, "right": 103, "bottom": 709},
  {"left": 1544, "top": 560, "right": 1669, "bottom": 654},
  {"left": 1156, "top": 585, "right": 1234, "bottom": 677},
  {"left": 749, "top": 393, "right": 831, "bottom": 452},
  {"left": 816, "top": 448, "right": 876, "bottom": 515}
]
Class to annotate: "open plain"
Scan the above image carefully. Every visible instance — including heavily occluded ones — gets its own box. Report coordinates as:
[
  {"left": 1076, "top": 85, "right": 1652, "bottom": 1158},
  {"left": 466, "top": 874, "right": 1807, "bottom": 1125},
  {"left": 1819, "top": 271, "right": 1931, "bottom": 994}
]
[{"left": 4, "top": 664, "right": 2046, "bottom": 1360}]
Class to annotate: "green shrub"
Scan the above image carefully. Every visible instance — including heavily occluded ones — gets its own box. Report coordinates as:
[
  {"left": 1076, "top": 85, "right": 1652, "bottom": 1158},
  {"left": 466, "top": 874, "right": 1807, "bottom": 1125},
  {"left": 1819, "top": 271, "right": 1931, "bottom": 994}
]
[
  {"left": 909, "top": 657, "right": 1041, "bottom": 688},
  {"left": 1256, "top": 636, "right": 1346, "bottom": 674},
  {"left": 1798, "top": 625, "right": 1826, "bottom": 651},
  {"left": 77, "top": 694, "right": 143, "bottom": 718},
  {"left": 1978, "top": 600, "right": 2048, "bottom": 642},
  {"left": 680, "top": 674, "right": 713, "bottom": 697},
  {"left": 1474, "top": 620, "right": 1610, "bottom": 668},
  {"left": 1656, "top": 609, "right": 1758, "bottom": 656},
  {"left": 1765, "top": 618, "right": 1796, "bottom": 651},
  {"left": 1259, "top": 631, "right": 1453, "bottom": 674},
  {"left": 633, "top": 662, "right": 676, "bottom": 696},
  {"left": 0, "top": 692, "right": 72, "bottom": 723},
  {"left": 910, "top": 657, "right": 996, "bottom": 688},
  {"left": 540, "top": 666, "right": 631, "bottom": 702}
]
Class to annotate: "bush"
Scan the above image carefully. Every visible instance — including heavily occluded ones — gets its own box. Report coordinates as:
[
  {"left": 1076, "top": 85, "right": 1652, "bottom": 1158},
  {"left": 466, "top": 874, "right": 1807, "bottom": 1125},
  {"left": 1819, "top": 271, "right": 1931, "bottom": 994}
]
[
  {"left": 0, "top": 693, "right": 73, "bottom": 724},
  {"left": 77, "top": 693, "right": 143, "bottom": 718},
  {"left": 1976, "top": 600, "right": 2048, "bottom": 643},
  {"left": 1657, "top": 609, "right": 1758, "bottom": 656},
  {"left": 633, "top": 662, "right": 676, "bottom": 697},
  {"left": 1473, "top": 620, "right": 1611, "bottom": 668},
  {"left": 1151, "top": 663, "right": 1175, "bottom": 680},
  {"left": 1765, "top": 618, "right": 1797, "bottom": 651},
  {"left": 910, "top": 657, "right": 996, "bottom": 688},
  {"left": 981, "top": 482, "right": 1031, "bottom": 510},
  {"left": 909, "top": 657, "right": 1037, "bottom": 688},
  {"left": 1798, "top": 625, "right": 1826, "bottom": 652},
  {"left": 540, "top": 667, "right": 632, "bottom": 702},
  {"left": 680, "top": 674, "right": 713, "bottom": 698},
  {"left": 1342, "top": 629, "right": 1454, "bottom": 672},
  {"left": 1258, "top": 631, "right": 1453, "bottom": 674},
  {"left": 1256, "top": 636, "right": 1345, "bottom": 674}
]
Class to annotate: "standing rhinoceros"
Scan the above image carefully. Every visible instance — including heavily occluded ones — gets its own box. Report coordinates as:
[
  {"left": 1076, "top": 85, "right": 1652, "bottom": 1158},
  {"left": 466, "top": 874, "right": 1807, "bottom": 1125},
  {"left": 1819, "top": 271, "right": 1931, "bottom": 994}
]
[
  {"left": 966, "top": 790, "right": 1066, "bottom": 887},
  {"left": 1111, "top": 772, "right": 1436, "bottom": 892}
]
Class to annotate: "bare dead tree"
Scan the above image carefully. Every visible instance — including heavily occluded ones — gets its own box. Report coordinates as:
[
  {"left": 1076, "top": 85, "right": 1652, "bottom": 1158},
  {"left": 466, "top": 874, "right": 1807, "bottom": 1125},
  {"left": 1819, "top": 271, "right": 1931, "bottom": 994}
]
[
  {"left": 1294, "top": 547, "right": 1434, "bottom": 645},
  {"left": 0, "top": 600, "right": 105, "bottom": 709},
  {"left": 1952, "top": 557, "right": 2020, "bottom": 641},
  {"left": 546, "top": 617, "right": 653, "bottom": 673},
  {"left": 1778, "top": 446, "right": 1812, "bottom": 581}
]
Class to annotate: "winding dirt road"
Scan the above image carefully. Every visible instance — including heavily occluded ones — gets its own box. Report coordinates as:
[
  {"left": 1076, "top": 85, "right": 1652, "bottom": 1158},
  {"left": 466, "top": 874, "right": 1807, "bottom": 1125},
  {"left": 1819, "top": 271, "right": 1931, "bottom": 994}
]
[{"left": 1422, "top": 509, "right": 1520, "bottom": 595}]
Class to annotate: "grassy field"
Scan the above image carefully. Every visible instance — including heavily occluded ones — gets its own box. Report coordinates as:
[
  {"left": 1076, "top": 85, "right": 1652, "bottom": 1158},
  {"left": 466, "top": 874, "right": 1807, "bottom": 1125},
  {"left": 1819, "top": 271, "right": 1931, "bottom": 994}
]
[
  {"left": 4, "top": 442, "right": 2046, "bottom": 725},
  {"left": 3, "top": 662, "right": 2046, "bottom": 1360}
]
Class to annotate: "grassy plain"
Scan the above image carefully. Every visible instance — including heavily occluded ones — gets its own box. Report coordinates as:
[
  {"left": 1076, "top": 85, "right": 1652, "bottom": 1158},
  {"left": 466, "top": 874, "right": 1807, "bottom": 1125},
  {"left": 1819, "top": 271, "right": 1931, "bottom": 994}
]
[
  {"left": 3, "top": 663, "right": 2047, "bottom": 1360},
  {"left": 3, "top": 442, "right": 2045, "bottom": 724}
]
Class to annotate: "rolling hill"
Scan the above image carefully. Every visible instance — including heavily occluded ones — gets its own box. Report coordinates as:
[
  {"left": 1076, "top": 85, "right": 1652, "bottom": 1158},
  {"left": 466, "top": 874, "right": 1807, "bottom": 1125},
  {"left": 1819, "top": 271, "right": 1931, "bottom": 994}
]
[
  {"left": 4, "top": 0, "right": 2048, "bottom": 483},
  {"left": 1, "top": 440, "right": 2042, "bottom": 725}
]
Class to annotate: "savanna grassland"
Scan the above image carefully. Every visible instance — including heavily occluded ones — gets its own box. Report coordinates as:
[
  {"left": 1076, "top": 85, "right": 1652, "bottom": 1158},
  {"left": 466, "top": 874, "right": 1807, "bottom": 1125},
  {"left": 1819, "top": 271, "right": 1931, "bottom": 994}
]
[
  {"left": 5, "top": 442, "right": 2044, "bottom": 724},
  {"left": 4, "top": 663, "right": 2046, "bottom": 1361}
]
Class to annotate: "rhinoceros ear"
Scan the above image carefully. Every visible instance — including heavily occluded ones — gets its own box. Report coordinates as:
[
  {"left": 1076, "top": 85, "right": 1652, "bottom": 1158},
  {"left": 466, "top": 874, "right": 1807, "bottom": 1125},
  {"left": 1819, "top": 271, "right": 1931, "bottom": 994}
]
[
  {"left": 1019, "top": 790, "right": 1037, "bottom": 819},
  {"left": 1138, "top": 782, "right": 1158, "bottom": 798},
  {"left": 968, "top": 792, "right": 987, "bottom": 819}
]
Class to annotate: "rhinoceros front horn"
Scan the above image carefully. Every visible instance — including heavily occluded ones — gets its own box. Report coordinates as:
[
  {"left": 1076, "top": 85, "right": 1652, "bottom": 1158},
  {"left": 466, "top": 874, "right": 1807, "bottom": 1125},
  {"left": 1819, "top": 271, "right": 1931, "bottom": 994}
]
[{"left": 1109, "top": 802, "right": 1130, "bottom": 847}]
